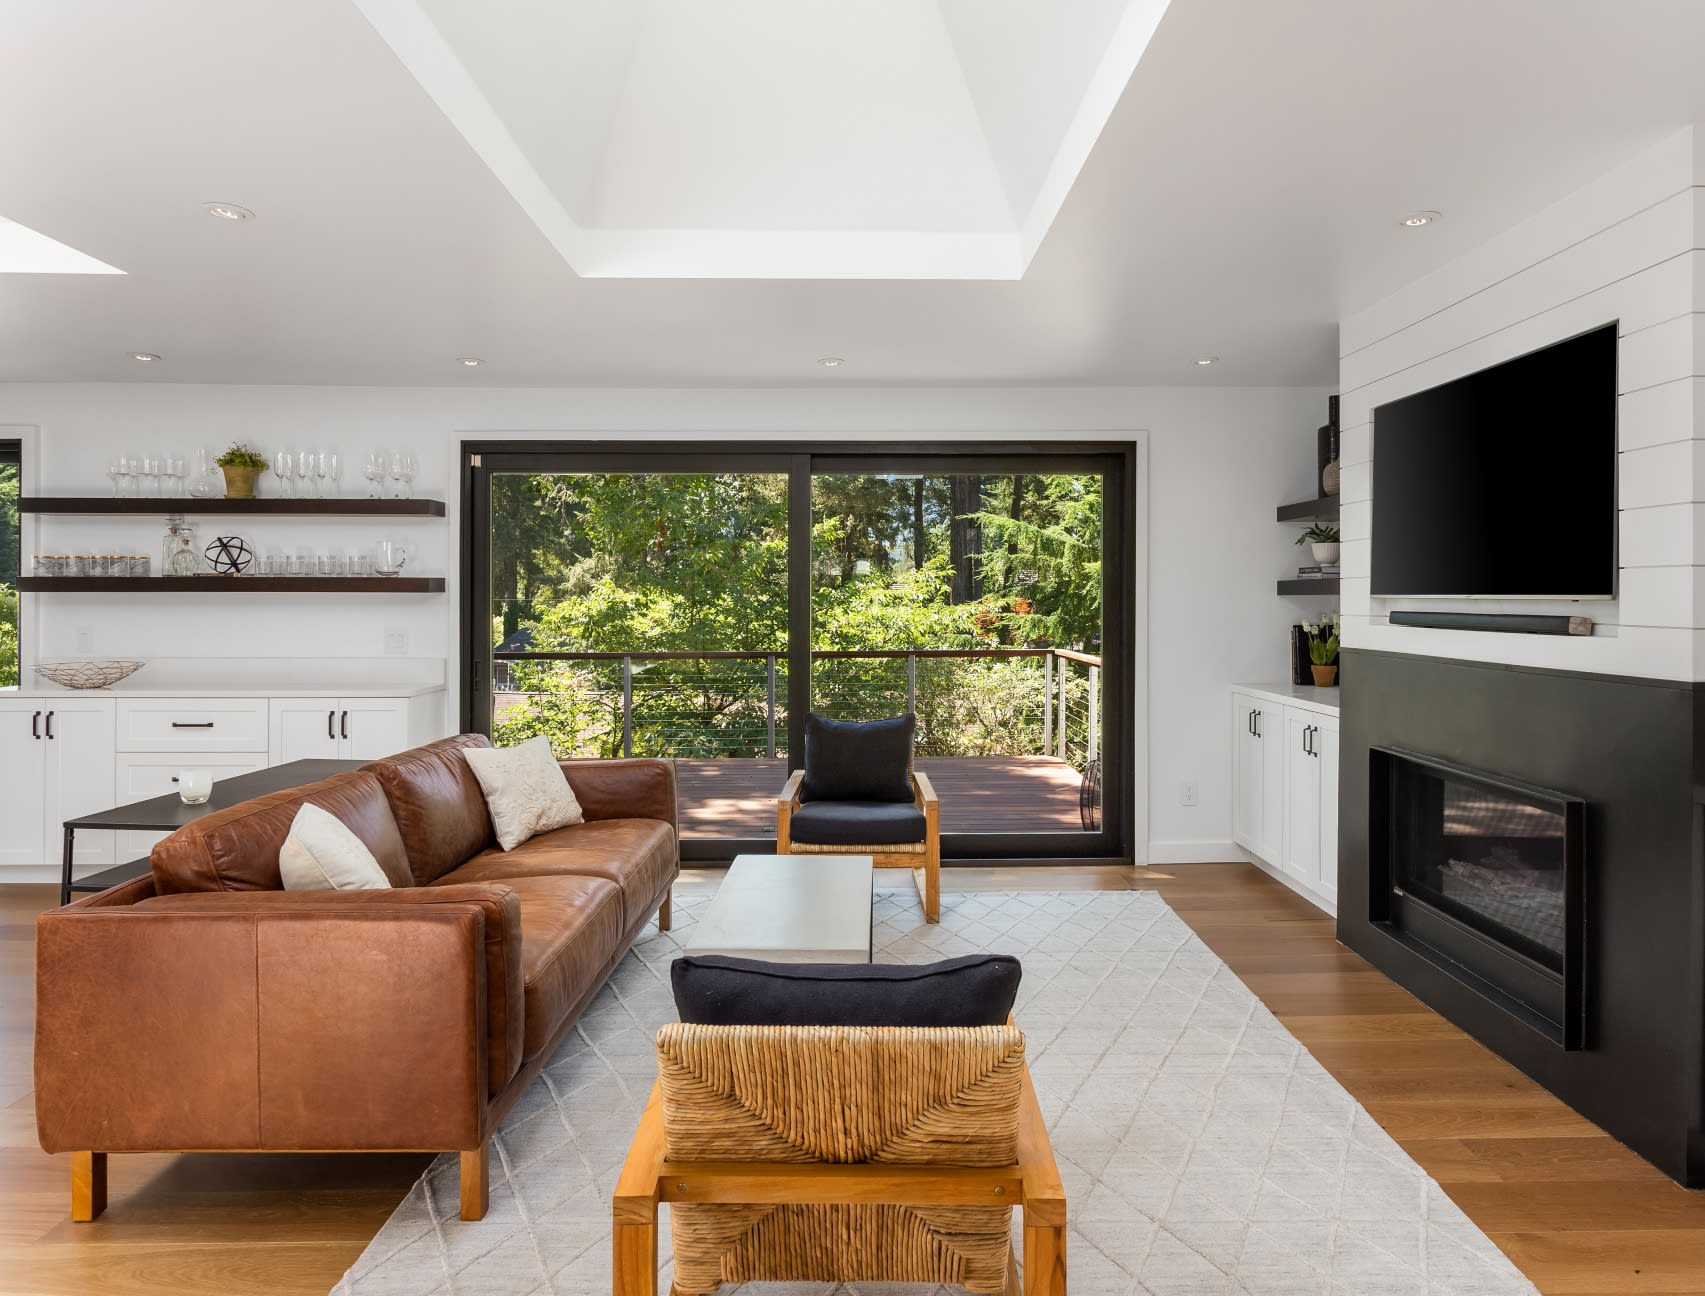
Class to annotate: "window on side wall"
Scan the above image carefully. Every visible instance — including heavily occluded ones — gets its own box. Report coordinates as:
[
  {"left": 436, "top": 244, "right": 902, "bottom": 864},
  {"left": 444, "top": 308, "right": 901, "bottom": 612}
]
[{"left": 0, "top": 441, "right": 18, "bottom": 689}]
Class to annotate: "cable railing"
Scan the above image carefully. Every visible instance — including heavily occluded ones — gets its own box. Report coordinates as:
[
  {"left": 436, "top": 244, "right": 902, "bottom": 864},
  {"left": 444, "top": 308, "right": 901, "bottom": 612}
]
[{"left": 491, "top": 647, "right": 1102, "bottom": 767}]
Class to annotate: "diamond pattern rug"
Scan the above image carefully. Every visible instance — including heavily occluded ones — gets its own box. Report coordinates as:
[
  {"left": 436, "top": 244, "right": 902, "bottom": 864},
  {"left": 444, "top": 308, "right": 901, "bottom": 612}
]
[{"left": 332, "top": 889, "right": 1539, "bottom": 1296}]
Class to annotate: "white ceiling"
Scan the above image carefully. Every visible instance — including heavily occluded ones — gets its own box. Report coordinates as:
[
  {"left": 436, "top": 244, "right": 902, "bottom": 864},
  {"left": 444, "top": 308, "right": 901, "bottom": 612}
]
[{"left": 0, "top": 0, "right": 1701, "bottom": 387}]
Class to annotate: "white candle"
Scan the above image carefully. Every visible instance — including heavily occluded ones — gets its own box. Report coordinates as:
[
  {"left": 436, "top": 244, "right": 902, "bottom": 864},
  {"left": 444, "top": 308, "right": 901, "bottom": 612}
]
[{"left": 178, "top": 769, "right": 214, "bottom": 805}]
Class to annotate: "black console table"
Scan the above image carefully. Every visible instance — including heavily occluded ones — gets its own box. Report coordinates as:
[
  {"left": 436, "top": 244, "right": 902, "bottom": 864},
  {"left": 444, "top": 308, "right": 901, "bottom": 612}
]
[{"left": 60, "top": 758, "right": 363, "bottom": 905}]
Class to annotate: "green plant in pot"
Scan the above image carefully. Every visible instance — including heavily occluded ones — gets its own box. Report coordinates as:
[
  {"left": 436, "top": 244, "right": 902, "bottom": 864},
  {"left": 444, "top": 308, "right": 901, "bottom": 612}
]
[
  {"left": 1302, "top": 612, "right": 1341, "bottom": 686},
  {"left": 1294, "top": 522, "right": 1340, "bottom": 565},
  {"left": 215, "top": 443, "right": 268, "bottom": 499}
]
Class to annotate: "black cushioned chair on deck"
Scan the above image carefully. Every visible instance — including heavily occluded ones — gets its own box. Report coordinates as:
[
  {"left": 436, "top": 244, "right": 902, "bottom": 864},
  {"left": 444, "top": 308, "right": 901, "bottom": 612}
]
[{"left": 775, "top": 713, "right": 941, "bottom": 923}]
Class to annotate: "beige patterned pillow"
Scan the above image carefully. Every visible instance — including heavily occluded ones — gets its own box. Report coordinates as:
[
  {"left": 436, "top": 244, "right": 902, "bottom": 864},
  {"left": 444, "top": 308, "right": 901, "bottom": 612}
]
[{"left": 463, "top": 736, "right": 584, "bottom": 851}]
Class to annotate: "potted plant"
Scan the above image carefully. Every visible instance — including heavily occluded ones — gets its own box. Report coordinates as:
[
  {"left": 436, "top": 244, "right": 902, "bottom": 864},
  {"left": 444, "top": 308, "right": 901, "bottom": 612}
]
[
  {"left": 1295, "top": 522, "right": 1340, "bottom": 565},
  {"left": 215, "top": 443, "right": 268, "bottom": 499},
  {"left": 1302, "top": 613, "right": 1341, "bottom": 686}
]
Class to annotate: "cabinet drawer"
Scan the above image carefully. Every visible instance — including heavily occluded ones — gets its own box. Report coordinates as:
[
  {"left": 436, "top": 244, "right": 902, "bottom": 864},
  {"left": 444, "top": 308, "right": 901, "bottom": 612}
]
[
  {"left": 115, "top": 698, "right": 270, "bottom": 753},
  {"left": 114, "top": 751, "right": 269, "bottom": 800}
]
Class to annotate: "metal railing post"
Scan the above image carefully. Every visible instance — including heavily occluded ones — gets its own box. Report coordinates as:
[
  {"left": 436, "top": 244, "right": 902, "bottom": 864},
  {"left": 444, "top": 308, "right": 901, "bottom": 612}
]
[
  {"left": 1088, "top": 664, "right": 1100, "bottom": 762},
  {"left": 906, "top": 653, "right": 917, "bottom": 717},
  {"left": 766, "top": 654, "right": 777, "bottom": 758},
  {"left": 1042, "top": 653, "right": 1054, "bottom": 757},
  {"left": 621, "top": 655, "right": 633, "bottom": 758},
  {"left": 1057, "top": 656, "right": 1069, "bottom": 761}
]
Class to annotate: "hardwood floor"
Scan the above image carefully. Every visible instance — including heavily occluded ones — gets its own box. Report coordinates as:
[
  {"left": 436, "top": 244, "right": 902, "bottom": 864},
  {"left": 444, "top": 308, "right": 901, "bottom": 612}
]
[{"left": 3, "top": 864, "right": 1701, "bottom": 1294}]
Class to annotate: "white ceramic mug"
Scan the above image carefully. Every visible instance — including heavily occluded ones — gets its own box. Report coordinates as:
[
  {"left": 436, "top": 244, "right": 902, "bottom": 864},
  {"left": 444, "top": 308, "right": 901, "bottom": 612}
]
[{"left": 178, "top": 769, "right": 214, "bottom": 805}]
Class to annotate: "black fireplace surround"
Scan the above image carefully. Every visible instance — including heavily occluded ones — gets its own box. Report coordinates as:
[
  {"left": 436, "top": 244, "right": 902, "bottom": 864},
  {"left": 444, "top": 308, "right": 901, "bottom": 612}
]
[{"left": 1339, "top": 648, "right": 1705, "bottom": 1187}]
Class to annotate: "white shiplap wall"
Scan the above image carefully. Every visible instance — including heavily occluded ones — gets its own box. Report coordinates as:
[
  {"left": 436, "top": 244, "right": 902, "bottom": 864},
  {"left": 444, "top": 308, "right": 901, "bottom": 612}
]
[{"left": 1339, "top": 126, "right": 1705, "bottom": 680}]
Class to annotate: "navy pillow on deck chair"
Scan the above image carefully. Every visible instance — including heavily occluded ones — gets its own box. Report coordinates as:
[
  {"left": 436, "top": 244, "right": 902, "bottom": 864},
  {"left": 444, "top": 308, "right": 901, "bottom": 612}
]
[{"left": 799, "top": 712, "right": 915, "bottom": 803}]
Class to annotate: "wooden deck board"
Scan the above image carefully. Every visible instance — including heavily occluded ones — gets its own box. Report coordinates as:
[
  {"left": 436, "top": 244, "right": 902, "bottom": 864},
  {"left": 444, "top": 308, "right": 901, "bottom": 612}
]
[{"left": 673, "top": 755, "right": 1088, "bottom": 838}]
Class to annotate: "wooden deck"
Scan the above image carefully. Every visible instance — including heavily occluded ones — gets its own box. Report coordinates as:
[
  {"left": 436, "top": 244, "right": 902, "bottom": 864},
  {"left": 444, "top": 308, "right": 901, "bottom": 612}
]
[{"left": 674, "top": 755, "right": 1088, "bottom": 837}]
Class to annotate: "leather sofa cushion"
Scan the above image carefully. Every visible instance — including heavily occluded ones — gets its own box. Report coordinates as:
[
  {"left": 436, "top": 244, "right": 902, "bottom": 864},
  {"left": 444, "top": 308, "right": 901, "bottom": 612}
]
[
  {"left": 671, "top": 954, "right": 1022, "bottom": 1027},
  {"left": 800, "top": 713, "right": 915, "bottom": 803},
  {"left": 365, "top": 734, "right": 497, "bottom": 885},
  {"left": 438, "top": 818, "right": 676, "bottom": 933},
  {"left": 151, "top": 770, "right": 413, "bottom": 894},
  {"left": 789, "top": 800, "right": 926, "bottom": 845},
  {"left": 500, "top": 874, "right": 625, "bottom": 1059}
]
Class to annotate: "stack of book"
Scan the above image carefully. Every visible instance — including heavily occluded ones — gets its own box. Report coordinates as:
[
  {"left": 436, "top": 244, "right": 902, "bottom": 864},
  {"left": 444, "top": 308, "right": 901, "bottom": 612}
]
[{"left": 1294, "top": 562, "right": 1340, "bottom": 579}]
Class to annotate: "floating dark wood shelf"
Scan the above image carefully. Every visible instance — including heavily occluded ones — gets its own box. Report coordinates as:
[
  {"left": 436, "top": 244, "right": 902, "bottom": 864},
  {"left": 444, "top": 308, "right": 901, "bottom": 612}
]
[
  {"left": 1277, "top": 577, "right": 1340, "bottom": 596},
  {"left": 18, "top": 576, "right": 445, "bottom": 593},
  {"left": 1276, "top": 496, "right": 1341, "bottom": 523},
  {"left": 20, "top": 496, "right": 445, "bottom": 517}
]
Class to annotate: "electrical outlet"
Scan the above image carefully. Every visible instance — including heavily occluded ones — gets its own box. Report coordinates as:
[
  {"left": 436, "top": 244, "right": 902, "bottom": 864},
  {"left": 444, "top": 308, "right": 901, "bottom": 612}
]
[
  {"left": 383, "top": 629, "right": 409, "bottom": 656},
  {"left": 75, "top": 628, "right": 93, "bottom": 654},
  {"left": 1179, "top": 782, "right": 1198, "bottom": 807}
]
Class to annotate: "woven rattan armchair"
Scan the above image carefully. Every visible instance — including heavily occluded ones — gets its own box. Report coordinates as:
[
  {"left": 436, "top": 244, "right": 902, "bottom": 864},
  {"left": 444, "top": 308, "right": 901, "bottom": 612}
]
[
  {"left": 613, "top": 1021, "right": 1065, "bottom": 1295},
  {"left": 777, "top": 768, "right": 942, "bottom": 922}
]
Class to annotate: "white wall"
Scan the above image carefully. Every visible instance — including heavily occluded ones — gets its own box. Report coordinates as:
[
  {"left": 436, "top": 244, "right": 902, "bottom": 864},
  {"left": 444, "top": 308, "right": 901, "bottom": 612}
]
[
  {"left": 1339, "top": 126, "right": 1705, "bottom": 679},
  {"left": 2, "top": 382, "right": 1325, "bottom": 860}
]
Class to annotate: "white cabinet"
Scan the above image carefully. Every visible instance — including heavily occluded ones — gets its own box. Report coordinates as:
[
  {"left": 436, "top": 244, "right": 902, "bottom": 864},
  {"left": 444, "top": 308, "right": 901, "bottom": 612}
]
[
  {"left": 269, "top": 697, "right": 414, "bottom": 763},
  {"left": 116, "top": 697, "right": 270, "bottom": 753},
  {"left": 1230, "top": 691, "right": 1284, "bottom": 863},
  {"left": 0, "top": 697, "right": 116, "bottom": 871},
  {"left": 1231, "top": 686, "right": 1338, "bottom": 912}
]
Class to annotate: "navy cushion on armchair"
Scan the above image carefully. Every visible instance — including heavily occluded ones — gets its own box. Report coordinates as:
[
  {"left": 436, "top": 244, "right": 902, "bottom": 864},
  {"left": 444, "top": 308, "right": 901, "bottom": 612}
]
[
  {"left": 800, "top": 713, "right": 915, "bottom": 803},
  {"left": 790, "top": 800, "right": 927, "bottom": 845}
]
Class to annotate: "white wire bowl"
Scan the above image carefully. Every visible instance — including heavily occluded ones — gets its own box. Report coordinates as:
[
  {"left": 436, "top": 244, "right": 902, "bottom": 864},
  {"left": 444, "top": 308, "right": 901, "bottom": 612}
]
[{"left": 33, "top": 659, "right": 144, "bottom": 690}]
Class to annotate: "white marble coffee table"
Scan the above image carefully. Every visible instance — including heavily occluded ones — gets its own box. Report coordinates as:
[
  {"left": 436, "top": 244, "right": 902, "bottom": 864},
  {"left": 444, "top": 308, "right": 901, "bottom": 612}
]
[{"left": 686, "top": 853, "right": 874, "bottom": 963}]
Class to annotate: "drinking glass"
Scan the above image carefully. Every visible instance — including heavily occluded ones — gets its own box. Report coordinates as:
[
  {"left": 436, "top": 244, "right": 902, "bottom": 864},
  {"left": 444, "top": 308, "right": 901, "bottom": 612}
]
[
  {"left": 137, "top": 455, "right": 160, "bottom": 496},
  {"left": 106, "top": 455, "right": 126, "bottom": 497},
  {"left": 165, "top": 455, "right": 184, "bottom": 494},
  {"left": 363, "top": 453, "right": 384, "bottom": 499},
  {"left": 273, "top": 450, "right": 292, "bottom": 498},
  {"left": 177, "top": 769, "right": 214, "bottom": 805},
  {"left": 294, "top": 450, "right": 314, "bottom": 499},
  {"left": 318, "top": 548, "right": 345, "bottom": 577},
  {"left": 192, "top": 448, "right": 216, "bottom": 498},
  {"left": 313, "top": 451, "right": 332, "bottom": 499},
  {"left": 348, "top": 551, "right": 372, "bottom": 577},
  {"left": 389, "top": 452, "right": 416, "bottom": 499},
  {"left": 322, "top": 451, "right": 341, "bottom": 499},
  {"left": 290, "top": 545, "right": 314, "bottom": 577},
  {"left": 373, "top": 539, "right": 410, "bottom": 575}
]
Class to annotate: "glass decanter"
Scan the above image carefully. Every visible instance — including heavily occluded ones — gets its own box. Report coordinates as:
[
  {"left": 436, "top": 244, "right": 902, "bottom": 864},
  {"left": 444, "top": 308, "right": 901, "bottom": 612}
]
[{"left": 162, "top": 514, "right": 201, "bottom": 577}]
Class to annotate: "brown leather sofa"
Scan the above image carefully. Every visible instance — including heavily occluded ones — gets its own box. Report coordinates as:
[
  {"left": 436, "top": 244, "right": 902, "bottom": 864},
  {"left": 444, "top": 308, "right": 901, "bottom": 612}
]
[{"left": 34, "top": 734, "right": 677, "bottom": 1223}]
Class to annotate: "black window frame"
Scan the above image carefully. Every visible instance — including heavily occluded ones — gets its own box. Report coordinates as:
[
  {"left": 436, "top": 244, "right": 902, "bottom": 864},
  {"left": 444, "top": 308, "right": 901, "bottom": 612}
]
[
  {"left": 0, "top": 439, "right": 20, "bottom": 690},
  {"left": 461, "top": 439, "right": 1136, "bottom": 866}
]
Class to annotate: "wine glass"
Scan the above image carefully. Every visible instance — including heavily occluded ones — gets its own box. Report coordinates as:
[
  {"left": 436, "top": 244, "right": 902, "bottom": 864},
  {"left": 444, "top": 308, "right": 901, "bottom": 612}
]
[
  {"left": 272, "top": 450, "right": 292, "bottom": 498},
  {"left": 106, "top": 455, "right": 126, "bottom": 497},
  {"left": 293, "top": 449, "right": 314, "bottom": 499},
  {"left": 322, "top": 451, "right": 341, "bottom": 499},
  {"left": 137, "top": 455, "right": 160, "bottom": 496},
  {"left": 362, "top": 453, "right": 384, "bottom": 499},
  {"left": 164, "top": 455, "right": 184, "bottom": 495},
  {"left": 391, "top": 452, "right": 416, "bottom": 500}
]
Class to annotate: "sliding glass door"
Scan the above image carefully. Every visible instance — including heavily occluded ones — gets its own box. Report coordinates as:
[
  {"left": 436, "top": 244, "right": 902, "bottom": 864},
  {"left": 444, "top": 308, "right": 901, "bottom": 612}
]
[{"left": 463, "top": 444, "right": 1131, "bottom": 863}]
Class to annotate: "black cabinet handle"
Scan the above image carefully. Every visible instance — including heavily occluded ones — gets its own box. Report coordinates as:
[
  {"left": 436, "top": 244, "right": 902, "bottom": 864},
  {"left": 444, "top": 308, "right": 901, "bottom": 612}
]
[
  {"left": 341, "top": 710, "right": 349, "bottom": 741},
  {"left": 327, "top": 710, "right": 336, "bottom": 740},
  {"left": 170, "top": 775, "right": 179, "bottom": 783},
  {"left": 171, "top": 721, "right": 216, "bottom": 729},
  {"left": 1247, "top": 710, "right": 1254, "bottom": 735},
  {"left": 45, "top": 711, "right": 54, "bottom": 741},
  {"left": 1253, "top": 709, "right": 1261, "bottom": 738},
  {"left": 31, "top": 710, "right": 40, "bottom": 740}
]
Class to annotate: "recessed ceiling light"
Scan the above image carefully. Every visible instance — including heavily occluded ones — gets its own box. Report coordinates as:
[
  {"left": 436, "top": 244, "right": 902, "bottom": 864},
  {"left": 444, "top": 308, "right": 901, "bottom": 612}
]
[
  {"left": 457, "top": 357, "right": 483, "bottom": 366},
  {"left": 203, "top": 203, "right": 255, "bottom": 222},
  {"left": 1400, "top": 211, "right": 1440, "bottom": 228},
  {"left": 818, "top": 357, "right": 845, "bottom": 368},
  {"left": 129, "top": 351, "right": 160, "bottom": 362},
  {"left": 1194, "top": 356, "right": 1218, "bottom": 366}
]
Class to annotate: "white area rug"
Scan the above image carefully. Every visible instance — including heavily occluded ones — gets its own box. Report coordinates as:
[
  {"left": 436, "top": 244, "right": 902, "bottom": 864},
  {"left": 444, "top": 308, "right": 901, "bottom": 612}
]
[{"left": 332, "top": 889, "right": 1539, "bottom": 1296}]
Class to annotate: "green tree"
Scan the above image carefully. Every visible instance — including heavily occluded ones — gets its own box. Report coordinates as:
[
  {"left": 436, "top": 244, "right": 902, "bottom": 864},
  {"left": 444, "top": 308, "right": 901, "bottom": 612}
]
[{"left": 0, "top": 461, "right": 17, "bottom": 689}]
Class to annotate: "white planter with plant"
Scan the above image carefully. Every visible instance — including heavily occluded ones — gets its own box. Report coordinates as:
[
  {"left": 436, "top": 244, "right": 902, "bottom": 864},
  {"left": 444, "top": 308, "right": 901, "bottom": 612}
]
[{"left": 1295, "top": 523, "right": 1340, "bottom": 565}]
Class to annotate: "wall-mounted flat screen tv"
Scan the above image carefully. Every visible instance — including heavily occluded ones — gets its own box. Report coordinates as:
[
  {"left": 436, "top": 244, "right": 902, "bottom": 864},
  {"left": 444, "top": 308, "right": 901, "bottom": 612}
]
[{"left": 1370, "top": 323, "right": 1617, "bottom": 599}]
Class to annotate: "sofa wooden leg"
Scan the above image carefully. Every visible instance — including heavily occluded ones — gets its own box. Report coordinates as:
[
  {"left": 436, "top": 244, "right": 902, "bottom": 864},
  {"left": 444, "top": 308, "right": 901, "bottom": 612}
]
[
  {"left": 612, "top": 1218, "right": 658, "bottom": 1296},
  {"left": 71, "top": 1151, "right": 106, "bottom": 1222},
  {"left": 657, "top": 890, "right": 672, "bottom": 932},
  {"left": 460, "top": 1141, "right": 489, "bottom": 1221},
  {"left": 1023, "top": 1221, "right": 1066, "bottom": 1295}
]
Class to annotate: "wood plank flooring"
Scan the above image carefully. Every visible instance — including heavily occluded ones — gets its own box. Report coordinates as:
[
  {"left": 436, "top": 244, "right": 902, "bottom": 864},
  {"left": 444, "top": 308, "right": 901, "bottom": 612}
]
[{"left": 2, "top": 863, "right": 1701, "bottom": 1295}]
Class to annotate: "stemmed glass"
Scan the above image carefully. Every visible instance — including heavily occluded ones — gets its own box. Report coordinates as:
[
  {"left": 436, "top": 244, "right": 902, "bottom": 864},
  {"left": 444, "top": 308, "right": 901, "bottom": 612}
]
[
  {"left": 389, "top": 452, "right": 416, "bottom": 499},
  {"left": 273, "top": 451, "right": 292, "bottom": 498},
  {"left": 316, "top": 451, "right": 340, "bottom": 499},
  {"left": 294, "top": 449, "right": 314, "bottom": 499},
  {"left": 163, "top": 455, "right": 184, "bottom": 495},
  {"left": 364, "top": 453, "right": 385, "bottom": 499},
  {"left": 106, "top": 455, "right": 129, "bottom": 497},
  {"left": 137, "top": 455, "right": 160, "bottom": 496}
]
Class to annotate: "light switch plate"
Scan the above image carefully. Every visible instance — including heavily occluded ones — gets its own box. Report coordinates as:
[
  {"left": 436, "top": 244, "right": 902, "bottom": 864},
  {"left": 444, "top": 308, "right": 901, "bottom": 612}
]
[{"left": 383, "top": 630, "right": 408, "bottom": 656}]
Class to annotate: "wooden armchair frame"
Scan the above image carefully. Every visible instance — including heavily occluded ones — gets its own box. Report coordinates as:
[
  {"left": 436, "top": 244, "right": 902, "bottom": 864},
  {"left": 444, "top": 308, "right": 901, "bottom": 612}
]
[
  {"left": 612, "top": 1058, "right": 1065, "bottom": 1296},
  {"left": 776, "top": 768, "right": 941, "bottom": 923}
]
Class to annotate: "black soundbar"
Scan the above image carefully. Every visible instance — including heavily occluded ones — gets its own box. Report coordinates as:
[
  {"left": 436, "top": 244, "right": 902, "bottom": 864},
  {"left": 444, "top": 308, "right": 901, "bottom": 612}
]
[{"left": 1390, "top": 610, "right": 1592, "bottom": 636}]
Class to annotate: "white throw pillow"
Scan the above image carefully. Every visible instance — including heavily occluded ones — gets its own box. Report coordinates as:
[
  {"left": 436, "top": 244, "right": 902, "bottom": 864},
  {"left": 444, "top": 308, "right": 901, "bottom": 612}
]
[
  {"left": 464, "top": 736, "right": 584, "bottom": 851},
  {"left": 279, "top": 802, "right": 391, "bottom": 891}
]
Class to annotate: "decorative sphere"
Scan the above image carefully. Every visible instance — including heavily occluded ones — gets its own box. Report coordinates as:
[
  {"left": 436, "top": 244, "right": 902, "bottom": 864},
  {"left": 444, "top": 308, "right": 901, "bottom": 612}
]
[{"left": 205, "top": 535, "right": 253, "bottom": 575}]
